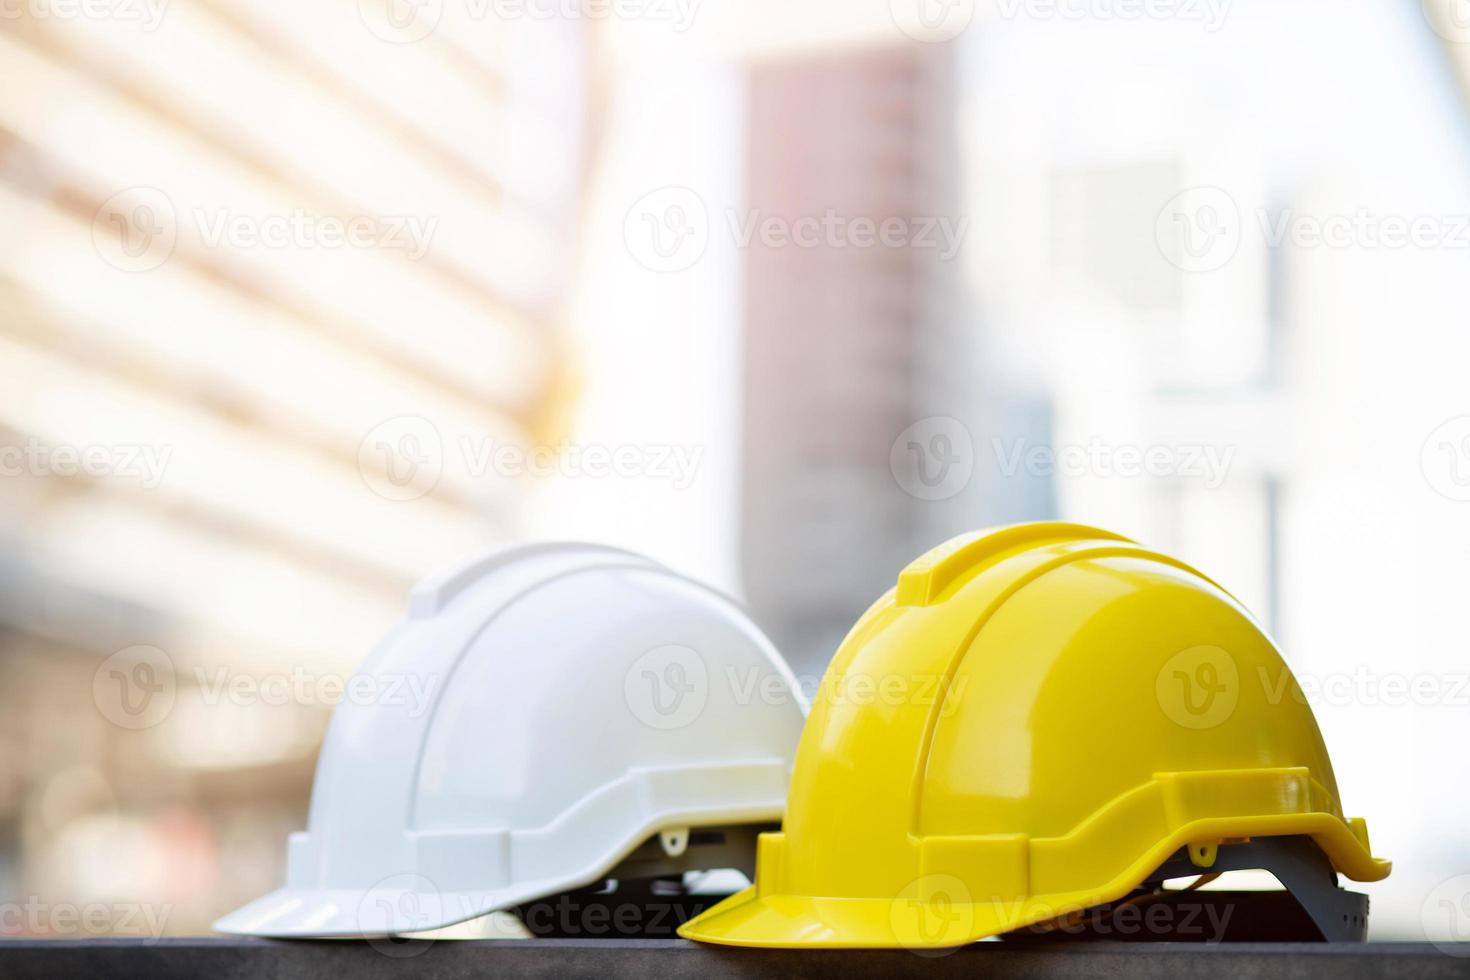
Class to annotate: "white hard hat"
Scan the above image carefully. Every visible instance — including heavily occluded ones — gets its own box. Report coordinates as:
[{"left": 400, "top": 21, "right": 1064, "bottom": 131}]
[{"left": 213, "top": 542, "right": 806, "bottom": 937}]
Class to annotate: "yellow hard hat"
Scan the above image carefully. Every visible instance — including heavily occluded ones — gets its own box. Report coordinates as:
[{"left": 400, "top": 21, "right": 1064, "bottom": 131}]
[{"left": 680, "top": 522, "right": 1390, "bottom": 948}]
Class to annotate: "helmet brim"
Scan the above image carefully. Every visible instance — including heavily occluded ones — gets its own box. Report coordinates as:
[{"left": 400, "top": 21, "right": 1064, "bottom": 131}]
[
  {"left": 680, "top": 819, "right": 1391, "bottom": 949},
  {"left": 676, "top": 885, "right": 1037, "bottom": 948},
  {"left": 212, "top": 883, "right": 544, "bottom": 938}
]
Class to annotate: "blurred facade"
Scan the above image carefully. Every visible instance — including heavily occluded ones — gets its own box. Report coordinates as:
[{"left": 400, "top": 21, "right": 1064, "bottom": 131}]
[
  {"left": 740, "top": 44, "right": 957, "bottom": 675},
  {"left": 0, "top": 0, "right": 1465, "bottom": 943},
  {"left": 0, "top": 0, "right": 587, "bottom": 934}
]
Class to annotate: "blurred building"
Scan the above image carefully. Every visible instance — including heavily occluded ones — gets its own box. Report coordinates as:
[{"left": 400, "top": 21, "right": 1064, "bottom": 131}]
[
  {"left": 739, "top": 41, "right": 1052, "bottom": 675},
  {"left": 0, "top": 4, "right": 586, "bottom": 934}
]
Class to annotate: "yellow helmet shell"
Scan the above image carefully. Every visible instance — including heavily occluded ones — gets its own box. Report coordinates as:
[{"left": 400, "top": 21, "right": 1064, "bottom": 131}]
[{"left": 680, "top": 522, "right": 1389, "bottom": 948}]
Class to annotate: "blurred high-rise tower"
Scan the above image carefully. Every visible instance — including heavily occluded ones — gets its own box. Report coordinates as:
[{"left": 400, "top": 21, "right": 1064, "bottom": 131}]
[{"left": 737, "top": 42, "right": 1050, "bottom": 675}]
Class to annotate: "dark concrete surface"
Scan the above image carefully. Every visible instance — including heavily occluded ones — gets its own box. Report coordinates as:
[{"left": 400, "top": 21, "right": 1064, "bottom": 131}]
[{"left": 0, "top": 939, "right": 1467, "bottom": 980}]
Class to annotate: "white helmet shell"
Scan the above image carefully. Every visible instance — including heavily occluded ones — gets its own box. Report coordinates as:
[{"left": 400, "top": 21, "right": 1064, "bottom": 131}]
[{"left": 213, "top": 543, "right": 806, "bottom": 937}]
